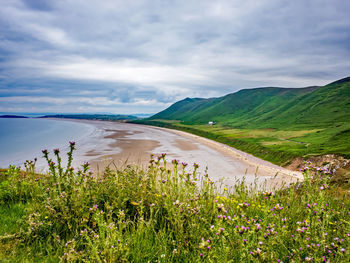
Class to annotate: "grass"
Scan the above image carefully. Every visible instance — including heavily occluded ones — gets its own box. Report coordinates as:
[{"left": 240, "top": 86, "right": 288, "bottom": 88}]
[
  {"left": 0, "top": 203, "right": 27, "bottom": 236},
  {"left": 0, "top": 144, "right": 349, "bottom": 262}
]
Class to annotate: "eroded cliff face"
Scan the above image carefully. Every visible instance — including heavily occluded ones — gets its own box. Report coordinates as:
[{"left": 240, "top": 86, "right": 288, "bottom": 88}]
[
  {"left": 286, "top": 154, "right": 350, "bottom": 189},
  {"left": 286, "top": 154, "right": 350, "bottom": 171}
]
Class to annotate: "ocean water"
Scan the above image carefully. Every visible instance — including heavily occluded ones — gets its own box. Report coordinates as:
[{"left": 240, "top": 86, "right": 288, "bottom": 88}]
[{"left": 0, "top": 118, "right": 96, "bottom": 169}]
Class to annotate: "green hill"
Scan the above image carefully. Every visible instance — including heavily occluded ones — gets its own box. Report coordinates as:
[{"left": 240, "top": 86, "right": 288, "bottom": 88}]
[
  {"left": 142, "top": 77, "right": 350, "bottom": 165},
  {"left": 151, "top": 77, "right": 350, "bottom": 129}
]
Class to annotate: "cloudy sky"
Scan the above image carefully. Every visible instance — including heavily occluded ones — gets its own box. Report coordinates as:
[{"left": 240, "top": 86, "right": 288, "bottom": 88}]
[{"left": 1, "top": 0, "right": 349, "bottom": 114}]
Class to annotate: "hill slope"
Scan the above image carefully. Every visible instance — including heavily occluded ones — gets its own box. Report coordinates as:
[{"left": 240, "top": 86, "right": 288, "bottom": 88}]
[
  {"left": 151, "top": 77, "right": 350, "bottom": 129},
  {"left": 143, "top": 77, "right": 350, "bottom": 164}
]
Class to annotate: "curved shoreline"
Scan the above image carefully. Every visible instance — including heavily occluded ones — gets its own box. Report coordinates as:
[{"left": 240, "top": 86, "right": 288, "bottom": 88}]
[
  {"left": 151, "top": 125, "right": 303, "bottom": 180},
  {"left": 42, "top": 118, "right": 304, "bottom": 189}
]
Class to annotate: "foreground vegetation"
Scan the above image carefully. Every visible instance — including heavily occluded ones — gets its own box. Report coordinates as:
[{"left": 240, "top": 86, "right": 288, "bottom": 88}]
[{"left": 0, "top": 143, "right": 349, "bottom": 262}]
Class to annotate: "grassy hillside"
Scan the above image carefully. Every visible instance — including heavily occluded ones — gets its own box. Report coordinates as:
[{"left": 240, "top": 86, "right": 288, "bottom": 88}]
[
  {"left": 142, "top": 77, "right": 350, "bottom": 165},
  {"left": 151, "top": 77, "right": 350, "bottom": 129}
]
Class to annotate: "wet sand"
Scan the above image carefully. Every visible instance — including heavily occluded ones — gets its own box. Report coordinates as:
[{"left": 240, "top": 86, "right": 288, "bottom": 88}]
[{"left": 64, "top": 119, "right": 303, "bottom": 190}]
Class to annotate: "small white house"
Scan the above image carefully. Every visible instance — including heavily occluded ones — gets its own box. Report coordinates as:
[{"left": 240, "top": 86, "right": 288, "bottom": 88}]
[{"left": 208, "top": 121, "right": 216, "bottom": 125}]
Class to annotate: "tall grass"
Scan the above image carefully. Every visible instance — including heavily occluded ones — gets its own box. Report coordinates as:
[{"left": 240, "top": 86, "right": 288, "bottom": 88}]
[{"left": 0, "top": 143, "right": 349, "bottom": 262}]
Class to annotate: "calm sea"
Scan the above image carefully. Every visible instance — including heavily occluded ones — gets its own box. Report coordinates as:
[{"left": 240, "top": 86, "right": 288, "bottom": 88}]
[{"left": 0, "top": 118, "right": 95, "bottom": 168}]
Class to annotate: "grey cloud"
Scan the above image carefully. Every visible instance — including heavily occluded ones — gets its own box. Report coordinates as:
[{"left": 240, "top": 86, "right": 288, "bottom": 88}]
[{"left": 0, "top": 0, "right": 349, "bottom": 113}]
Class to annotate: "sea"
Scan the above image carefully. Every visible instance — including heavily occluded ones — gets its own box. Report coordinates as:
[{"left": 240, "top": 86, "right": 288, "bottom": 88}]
[{"left": 0, "top": 118, "right": 97, "bottom": 170}]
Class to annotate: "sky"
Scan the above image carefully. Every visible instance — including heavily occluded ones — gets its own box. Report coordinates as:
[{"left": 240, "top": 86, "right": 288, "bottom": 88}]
[{"left": 0, "top": 0, "right": 349, "bottom": 114}]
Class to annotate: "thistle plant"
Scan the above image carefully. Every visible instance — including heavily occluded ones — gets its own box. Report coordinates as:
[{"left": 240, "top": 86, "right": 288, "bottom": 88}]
[{"left": 0, "top": 145, "right": 349, "bottom": 262}]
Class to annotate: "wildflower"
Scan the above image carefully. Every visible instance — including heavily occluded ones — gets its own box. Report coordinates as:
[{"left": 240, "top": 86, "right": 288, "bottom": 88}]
[
  {"left": 239, "top": 226, "right": 247, "bottom": 234},
  {"left": 217, "top": 203, "right": 225, "bottom": 211},
  {"left": 255, "top": 224, "right": 261, "bottom": 232},
  {"left": 82, "top": 162, "right": 90, "bottom": 170}
]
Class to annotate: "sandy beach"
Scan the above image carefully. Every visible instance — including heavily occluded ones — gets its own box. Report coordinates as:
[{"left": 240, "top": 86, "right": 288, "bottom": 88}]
[{"left": 63, "top": 119, "right": 303, "bottom": 190}]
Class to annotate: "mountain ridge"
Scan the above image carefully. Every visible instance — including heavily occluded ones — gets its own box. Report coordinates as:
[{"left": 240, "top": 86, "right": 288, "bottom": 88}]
[{"left": 150, "top": 77, "right": 349, "bottom": 129}]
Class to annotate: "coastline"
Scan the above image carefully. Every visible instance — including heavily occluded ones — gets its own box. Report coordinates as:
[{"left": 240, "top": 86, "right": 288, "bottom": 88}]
[
  {"left": 1, "top": 117, "right": 303, "bottom": 189},
  {"left": 150, "top": 125, "right": 303, "bottom": 179},
  {"left": 59, "top": 119, "right": 303, "bottom": 189}
]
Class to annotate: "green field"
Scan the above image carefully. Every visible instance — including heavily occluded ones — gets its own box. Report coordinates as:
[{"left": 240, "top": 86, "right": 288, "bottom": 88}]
[{"left": 133, "top": 120, "right": 350, "bottom": 166}]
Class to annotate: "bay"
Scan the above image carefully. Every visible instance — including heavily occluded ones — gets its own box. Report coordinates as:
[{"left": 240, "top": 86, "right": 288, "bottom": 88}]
[{"left": 0, "top": 118, "right": 95, "bottom": 168}]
